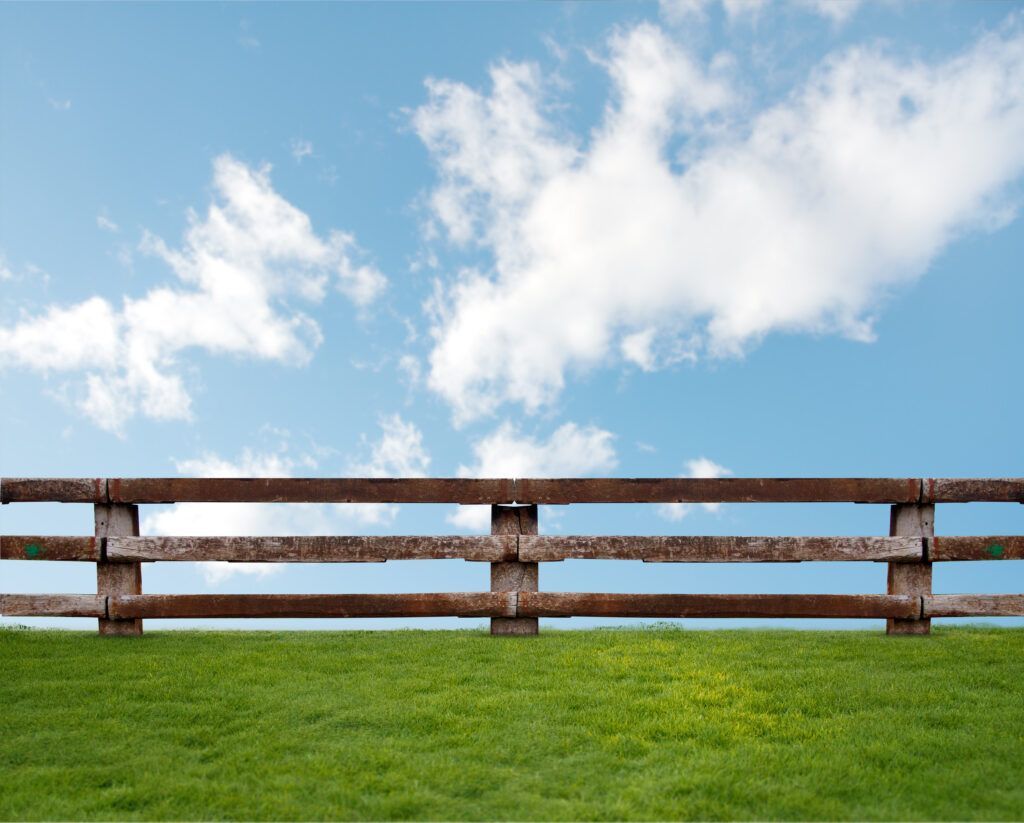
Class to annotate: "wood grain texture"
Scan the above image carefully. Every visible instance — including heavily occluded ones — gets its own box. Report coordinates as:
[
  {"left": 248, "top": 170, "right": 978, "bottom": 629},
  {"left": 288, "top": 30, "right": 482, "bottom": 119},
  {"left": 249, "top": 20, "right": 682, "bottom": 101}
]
[
  {"left": 923, "top": 478, "right": 1024, "bottom": 503},
  {"left": 5, "top": 476, "right": 1022, "bottom": 504},
  {"left": 108, "top": 593, "right": 516, "bottom": 619},
  {"left": 95, "top": 503, "right": 142, "bottom": 636},
  {"left": 106, "top": 478, "right": 514, "bottom": 504},
  {"left": 105, "top": 535, "right": 516, "bottom": 563},
  {"left": 923, "top": 595, "right": 1024, "bottom": 617},
  {"left": 887, "top": 504, "right": 934, "bottom": 636},
  {"left": 1, "top": 478, "right": 105, "bottom": 503},
  {"left": 519, "top": 536, "right": 922, "bottom": 563},
  {"left": 929, "top": 536, "right": 1024, "bottom": 561},
  {"left": 0, "top": 535, "right": 99, "bottom": 561},
  {"left": 491, "top": 505, "right": 539, "bottom": 636},
  {"left": 518, "top": 592, "right": 920, "bottom": 619},
  {"left": 514, "top": 478, "right": 922, "bottom": 504},
  {"left": 0, "top": 594, "right": 107, "bottom": 617}
]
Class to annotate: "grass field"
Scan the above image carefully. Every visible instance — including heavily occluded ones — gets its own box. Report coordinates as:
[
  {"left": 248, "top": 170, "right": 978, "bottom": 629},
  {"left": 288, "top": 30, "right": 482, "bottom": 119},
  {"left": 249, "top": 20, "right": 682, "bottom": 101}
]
[{"left": 2, "top": 626, "right": 1023, "bottom": 821}]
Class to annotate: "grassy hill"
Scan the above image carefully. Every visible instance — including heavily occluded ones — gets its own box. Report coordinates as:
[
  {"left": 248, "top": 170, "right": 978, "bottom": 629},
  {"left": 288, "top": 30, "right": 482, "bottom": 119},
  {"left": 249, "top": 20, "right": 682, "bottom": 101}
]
[{"left": 2, "top": 626, "right": 1023, "bottom": 820}]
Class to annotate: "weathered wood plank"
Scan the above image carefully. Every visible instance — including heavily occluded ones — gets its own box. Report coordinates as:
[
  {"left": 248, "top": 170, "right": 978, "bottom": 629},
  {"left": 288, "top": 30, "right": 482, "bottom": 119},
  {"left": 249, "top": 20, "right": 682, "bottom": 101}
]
[
  {"left": 95, "top": 503, "right": 142, "bottom": 636},
  {"left": 491, "top": 505, "right": 539, "bottom": 636},
  {"left": 929, "top": 536, "right": 1024, "bottom": 561},
  {"left": 923, "top": 595, "right": 1024, "bottom": 617},
  {"left": 0, "top": 594, "right": 107, "bottom": 617},
  {"left": 1, "top": 478, "right": 105, "bottom": 504},
  {"left": 887, "top": 504, "right": 933, "bottom": 635},
  {"left": 923, "top": 478, "right": 1024, "bottom": 503},
  {"left": 518, "top": 593, "right": 919, "bottom": 619},
  {"left": 519, "top": 536, "right": 922, "bottom": 563},
  {"left": 105, "top": 535, "right": 516, "bottom": 563},
  {"left": 106, "top": 478, "right": 515, "bottom": 504},
  {"left": 6, "top": 476, "right": 1022, "bottom": 504},
  {"left": 108, "top": 593, "right": 516, "bottom": 619},
  {"left": 0, "top": 535, "right": 100, "bottom": 561},
  {"left": 514, "top": 478, "right": 921, "bottom": 504}
]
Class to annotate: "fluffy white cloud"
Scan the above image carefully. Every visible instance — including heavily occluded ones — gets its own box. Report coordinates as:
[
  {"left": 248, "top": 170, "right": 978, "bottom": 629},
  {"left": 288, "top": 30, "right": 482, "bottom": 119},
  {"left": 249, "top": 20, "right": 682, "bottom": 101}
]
[
  {"left": 145, "top": 415, "right": 429, "bottom": 584},
  {"left": 658, "top": 456, "right": 732, "bottom": 521},
  {"left": 0, "top": 154, "right": 386, "bottom": 432},
  {"left": 415, "top": 19, "right": 1024, "bottom": 424},
  {"left": 449, "top": 421, "right": 617, "bottom": 531}
]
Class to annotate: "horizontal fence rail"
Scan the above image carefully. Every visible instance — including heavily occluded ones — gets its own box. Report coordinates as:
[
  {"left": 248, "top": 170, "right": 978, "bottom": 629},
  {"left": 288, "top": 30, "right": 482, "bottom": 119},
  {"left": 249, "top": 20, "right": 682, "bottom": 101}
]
[
  {"left": 1, "top": 477, "right": 1022, "bottom": 636},
  {"left": 4, "top": 477, "right": 1024, "bottom": 504}
]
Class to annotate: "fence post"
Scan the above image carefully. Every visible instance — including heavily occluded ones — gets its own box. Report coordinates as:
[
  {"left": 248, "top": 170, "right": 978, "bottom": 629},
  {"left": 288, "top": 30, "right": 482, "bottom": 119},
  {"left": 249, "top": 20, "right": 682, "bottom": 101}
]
[
  {"left": 95, "top": 503, "right": 142, "bottom": 636},
  {"left": 886, "top": 503, "right": 933, "bottom": 635},
  {"left": 490, "top": 505, "right": 538, "bottom": 636}
]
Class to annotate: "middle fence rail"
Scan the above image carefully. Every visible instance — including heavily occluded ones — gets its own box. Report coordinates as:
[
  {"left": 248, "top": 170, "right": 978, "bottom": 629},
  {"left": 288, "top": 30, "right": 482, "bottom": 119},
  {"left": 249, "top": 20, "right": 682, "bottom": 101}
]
[{"left": 1, "top": 476, "right": 1022, "bottom": 637}]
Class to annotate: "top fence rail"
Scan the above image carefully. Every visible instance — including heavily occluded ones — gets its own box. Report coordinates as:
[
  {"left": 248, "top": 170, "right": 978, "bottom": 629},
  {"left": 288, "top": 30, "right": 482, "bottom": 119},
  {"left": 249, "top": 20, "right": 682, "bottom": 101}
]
[{"left": 2, "top": 477, "right": 1023, "bottom": 505}]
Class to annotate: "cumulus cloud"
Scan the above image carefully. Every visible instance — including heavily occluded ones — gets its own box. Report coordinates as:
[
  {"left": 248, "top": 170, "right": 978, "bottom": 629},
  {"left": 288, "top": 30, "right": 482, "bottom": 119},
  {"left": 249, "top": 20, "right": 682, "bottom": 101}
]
[
  {"left": 415, "top": 19, "right": 1024, "bottom": 424},
  {"left": 449, "top": 421, "right": 617, "bottom": 531},
  {"left": 658, "top": 456, "right": 732, "bottom": 521},
  {"left": 145, "top": 415, "right": 429, "bottom": 584},
  {"left": 0, "top": 154, "right": 386, "bottom": 432}
]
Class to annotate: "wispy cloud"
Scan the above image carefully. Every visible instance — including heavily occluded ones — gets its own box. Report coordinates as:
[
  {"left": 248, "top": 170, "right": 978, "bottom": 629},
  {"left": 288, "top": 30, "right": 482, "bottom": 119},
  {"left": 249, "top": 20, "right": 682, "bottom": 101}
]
[
  {"left": 290, "top": 138, "right": 314, "bottom": 162},
  {"left": 238, "top": 19, "right": 260, "bottom": 49},
  {"left": 96, "top": 211, "right": 119, "bottom": 233}
]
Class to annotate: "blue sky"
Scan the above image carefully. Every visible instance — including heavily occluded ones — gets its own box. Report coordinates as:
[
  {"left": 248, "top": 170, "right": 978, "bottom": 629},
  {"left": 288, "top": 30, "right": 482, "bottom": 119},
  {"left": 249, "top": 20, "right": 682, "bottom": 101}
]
[{"left": 2, "top": 0, "right": 1022, "bottom": 629}]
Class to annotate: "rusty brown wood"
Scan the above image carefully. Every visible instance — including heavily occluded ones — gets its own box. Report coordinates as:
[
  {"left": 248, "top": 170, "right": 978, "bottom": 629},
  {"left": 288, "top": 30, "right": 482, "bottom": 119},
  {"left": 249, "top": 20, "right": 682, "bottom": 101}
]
[
  {"left": 923, "top": 595, "right": 1024, "bottom": 617},
  {"left": 95, "top": 503, "right": 142, "bottom": 637},
  {"left": 105, "top": 535, "right": 517, "bottom": 563},
  {"left": 0, "top": 594, "right": 107, "bottom": 617},
  {"left": 491, "top": 505, "right": 538, "bottom": 636},
  {"left": 887, "top": 504, "right": 933, "bottom": 636},
  {"left": 514, "top": 478, "right": 922, "bottom": 504},
  {"left": 105, "top": 478, "right": 515, "bottom": 504},
  {"left": 519, "top": 535, "right": 922, "bottom": 563},
  {"left": 108, "top": 592, "right": 515, "bottom": 619},
  {"left": 517, "top": 592, "right": 919, "bottom": 619},
  {"left": 929, "top": 536, "right": 1024, "bottom": 561},
  {"left": 0, "top": 535, "right": 100, "bottom": 561},
  {"left": 5, "top": 476, "right": 1023, "bottom": 504},
  {"left": 923, "top": 478, "right": 1024, "bottom": 503},
  {"left": 1, "top": 478, "right": 106, "bottom": 503}
]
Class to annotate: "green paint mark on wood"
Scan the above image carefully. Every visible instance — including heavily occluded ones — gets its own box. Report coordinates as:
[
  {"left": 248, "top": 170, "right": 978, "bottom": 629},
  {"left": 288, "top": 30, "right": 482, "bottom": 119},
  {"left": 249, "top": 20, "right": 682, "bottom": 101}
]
[
  {"left": 986, "top": 544, "right": 1006, "bottom": 558},
  {"left": 24, "top": 543, "right": 44, "bottom": 558}
]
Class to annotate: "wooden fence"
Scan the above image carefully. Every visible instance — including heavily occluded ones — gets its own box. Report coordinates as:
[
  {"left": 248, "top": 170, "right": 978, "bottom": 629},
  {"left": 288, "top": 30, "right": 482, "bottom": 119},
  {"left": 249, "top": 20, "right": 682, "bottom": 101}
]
[{"left": 1, "top": 477, "right": 1022, "bottom": 636}]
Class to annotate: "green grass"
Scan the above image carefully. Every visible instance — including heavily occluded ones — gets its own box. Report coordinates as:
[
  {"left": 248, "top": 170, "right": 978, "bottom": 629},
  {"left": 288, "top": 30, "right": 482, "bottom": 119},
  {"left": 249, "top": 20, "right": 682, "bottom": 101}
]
[{"left": 2, "top": 626, "right": 1023, "bottom": 821}]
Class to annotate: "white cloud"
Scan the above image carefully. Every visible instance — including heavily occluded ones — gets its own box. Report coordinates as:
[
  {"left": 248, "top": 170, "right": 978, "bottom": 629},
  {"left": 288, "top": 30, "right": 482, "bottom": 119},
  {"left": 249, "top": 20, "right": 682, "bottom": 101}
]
[
  {"left": 660, "top": 0, "right": 858, "bottom": 23},
  {"left": 415, "top": 19, "right": 1024, "bottom": 424},
  {"left": 48, "top": 98, "right": 71, "bottom": 111},
  {"left": 96, "top": 212, "right": 119, "bottom": 233},
  {"left": 290, "top": 138, "right": 314, "bottom": 162},
  {"left": 794, "top": 0, "right": 862, "bottom": 24},
  {"left": 449, "top": 421, "right": 617, "bottom": 531},
  {"left": 145, "top": 415, "right": 429, "bottom": 584},
  {"left": 351, "top": 413, "right": 431, "bottom": 477},
  {"left": 658, "top": 456, "right": 732, "bottom": 521},
  {"left": 0, "top": 154, "right": 386, "bottom": 432}
]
